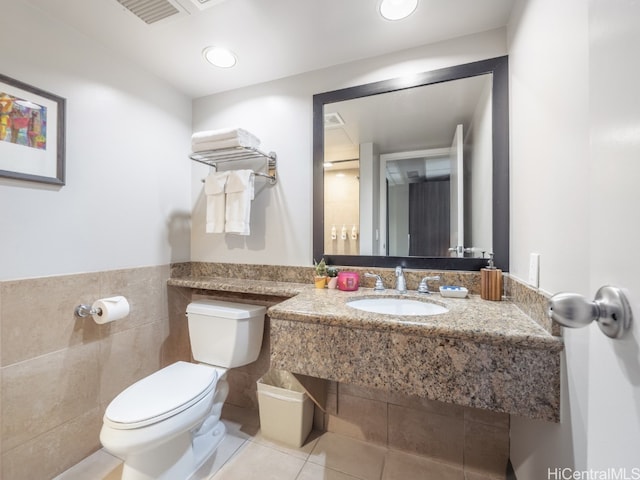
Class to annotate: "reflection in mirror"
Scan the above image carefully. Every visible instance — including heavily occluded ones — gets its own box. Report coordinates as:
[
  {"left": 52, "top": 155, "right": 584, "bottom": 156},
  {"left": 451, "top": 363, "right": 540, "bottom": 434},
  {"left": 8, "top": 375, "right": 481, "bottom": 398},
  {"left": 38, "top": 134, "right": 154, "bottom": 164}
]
[
  {"left": 324, "top": 159, "right": 360, "bottom": 255},
  {"left": 313, "top": 56, "right": 509, "bottom": 271},
  {"left": 324, "top": 75, "right": 493, "bottom": 258}
]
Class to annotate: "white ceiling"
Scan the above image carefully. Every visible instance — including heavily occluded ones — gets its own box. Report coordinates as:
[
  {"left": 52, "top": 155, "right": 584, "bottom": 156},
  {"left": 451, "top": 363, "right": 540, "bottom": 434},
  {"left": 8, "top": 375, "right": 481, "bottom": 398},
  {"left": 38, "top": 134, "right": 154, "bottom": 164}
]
[{"left": 23, "top": 0, "right": 515, "bottom": 99}]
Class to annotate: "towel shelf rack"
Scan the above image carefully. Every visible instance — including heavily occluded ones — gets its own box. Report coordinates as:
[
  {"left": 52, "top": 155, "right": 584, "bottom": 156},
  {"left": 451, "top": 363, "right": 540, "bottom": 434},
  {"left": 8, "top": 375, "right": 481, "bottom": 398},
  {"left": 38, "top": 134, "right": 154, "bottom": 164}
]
[{"left": 189, "top": 146, "right": 277, "bottom": 185}]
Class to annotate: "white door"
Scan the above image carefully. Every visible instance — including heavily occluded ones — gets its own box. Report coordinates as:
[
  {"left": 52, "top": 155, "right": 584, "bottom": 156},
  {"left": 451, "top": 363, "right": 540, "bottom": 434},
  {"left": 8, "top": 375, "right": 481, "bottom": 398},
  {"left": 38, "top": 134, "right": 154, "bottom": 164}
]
[
  {"left": 586, "top": 0, "right": 640, "bottom": 468},
  {"left": 449, "top": 124, "right": 464, "bottom": 255}
]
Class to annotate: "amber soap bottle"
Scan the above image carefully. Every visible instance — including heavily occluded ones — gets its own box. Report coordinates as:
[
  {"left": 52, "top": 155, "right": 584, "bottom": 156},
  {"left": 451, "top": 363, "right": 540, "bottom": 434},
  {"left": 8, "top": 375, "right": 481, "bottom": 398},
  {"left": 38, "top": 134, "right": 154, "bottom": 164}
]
[{"left": 480, "top": 253, "right": 503, "bottom": 301}]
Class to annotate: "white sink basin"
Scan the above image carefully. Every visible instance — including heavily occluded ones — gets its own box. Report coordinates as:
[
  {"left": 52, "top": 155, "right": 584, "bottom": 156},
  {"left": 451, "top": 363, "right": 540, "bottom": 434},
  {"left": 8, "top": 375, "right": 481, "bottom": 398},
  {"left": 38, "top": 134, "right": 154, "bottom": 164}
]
[{"left": 346, "top": 297, "right": 449, "bottom": 316}]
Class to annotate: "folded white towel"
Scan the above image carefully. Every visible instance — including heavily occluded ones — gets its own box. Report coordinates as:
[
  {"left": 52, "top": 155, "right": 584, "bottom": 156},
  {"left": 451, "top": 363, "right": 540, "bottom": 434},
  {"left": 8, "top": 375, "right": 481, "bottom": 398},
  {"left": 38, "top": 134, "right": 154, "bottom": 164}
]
[
  {"left": 191, "top": 128, "right": 260, "bottom": 150},
  {"left": 204, "top": 171, "right": 229, "bottom": 233},
  {"left": 192, "top": 137, "right": 260, "bottom": 153},
  {"left": 225, "top": 170, "right": 254, "bottom": 235},
  {"left": 192, "top": 127, "right": 255, "bottom": 143}
]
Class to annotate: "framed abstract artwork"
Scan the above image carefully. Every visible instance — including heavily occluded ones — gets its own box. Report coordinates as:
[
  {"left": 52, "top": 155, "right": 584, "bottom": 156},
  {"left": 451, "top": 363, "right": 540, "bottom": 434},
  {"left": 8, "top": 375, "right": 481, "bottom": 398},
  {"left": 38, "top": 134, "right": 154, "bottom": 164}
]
[{"left": 0, "top": 73, "right": 66, "bottom": 185}]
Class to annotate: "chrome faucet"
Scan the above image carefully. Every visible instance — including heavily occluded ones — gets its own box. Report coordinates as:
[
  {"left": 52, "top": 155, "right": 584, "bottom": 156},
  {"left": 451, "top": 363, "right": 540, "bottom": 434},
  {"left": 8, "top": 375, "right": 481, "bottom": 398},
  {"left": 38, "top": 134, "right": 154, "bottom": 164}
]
[
  {"left": 417, "top": 275, "right": 441, "bottom": 294},
  {"left": 395, "top": 266, "right": 407, "bottom": 293}
]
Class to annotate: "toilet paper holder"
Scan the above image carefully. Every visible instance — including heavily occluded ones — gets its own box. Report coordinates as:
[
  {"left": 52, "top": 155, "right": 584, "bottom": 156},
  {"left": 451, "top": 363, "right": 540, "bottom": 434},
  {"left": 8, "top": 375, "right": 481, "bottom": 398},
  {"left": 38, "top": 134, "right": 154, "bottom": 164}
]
[
  {"left": 75, "top": 304, "right": 102, "bottom": 318},
  {"left": 74, "top": 296, "right": 130, "bottom": 324}
]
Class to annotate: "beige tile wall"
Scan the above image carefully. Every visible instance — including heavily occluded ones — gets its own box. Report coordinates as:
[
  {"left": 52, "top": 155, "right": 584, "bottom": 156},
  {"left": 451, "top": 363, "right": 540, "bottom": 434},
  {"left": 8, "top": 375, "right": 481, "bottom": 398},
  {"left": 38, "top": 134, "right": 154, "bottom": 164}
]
[
  {"left": 0, "top": 266, "right": 192, "bottom": 480},
  {"left": 0, "top": 266, "right": 510, "bottom": 479},
  {"left": 320, "top": 382, "right": 510, "bottom": 479},
  {"left": 324, "top": 167, "right": 360, "bottom": 256}
]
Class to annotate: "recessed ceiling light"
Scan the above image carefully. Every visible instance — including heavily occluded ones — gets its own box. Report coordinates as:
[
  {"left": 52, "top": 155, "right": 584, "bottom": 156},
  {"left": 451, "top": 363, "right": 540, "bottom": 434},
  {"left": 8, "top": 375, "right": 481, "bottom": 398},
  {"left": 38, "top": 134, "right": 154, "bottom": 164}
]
[
  {"left": 379, "top": 0, "right": 418, "bottom": 20},
  {"left": 202, "top": 46, "right": 237, "bottom": 68}
]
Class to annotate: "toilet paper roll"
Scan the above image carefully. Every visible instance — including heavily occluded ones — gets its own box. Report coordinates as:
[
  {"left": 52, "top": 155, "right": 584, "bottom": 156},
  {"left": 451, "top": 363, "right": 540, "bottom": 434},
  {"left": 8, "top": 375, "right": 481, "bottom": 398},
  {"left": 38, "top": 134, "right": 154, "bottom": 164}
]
[{"left": 92, "top": 296, "right": 130, "bottom": 324}]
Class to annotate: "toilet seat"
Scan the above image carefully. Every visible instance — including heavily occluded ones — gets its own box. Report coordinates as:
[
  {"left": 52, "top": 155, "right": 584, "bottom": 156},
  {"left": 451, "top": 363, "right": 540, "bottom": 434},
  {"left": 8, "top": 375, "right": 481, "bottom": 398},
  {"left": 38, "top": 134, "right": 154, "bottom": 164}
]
[{"left": 104, "top": 361, "right": 218, "bottom": 430}]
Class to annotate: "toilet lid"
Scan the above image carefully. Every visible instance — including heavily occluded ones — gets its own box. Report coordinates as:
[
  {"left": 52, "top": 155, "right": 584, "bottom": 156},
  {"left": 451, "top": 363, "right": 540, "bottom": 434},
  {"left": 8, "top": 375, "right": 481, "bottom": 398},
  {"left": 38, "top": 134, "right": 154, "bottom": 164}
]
[{"left": 104, "top": 361, "right": 218, "bottom": 429}]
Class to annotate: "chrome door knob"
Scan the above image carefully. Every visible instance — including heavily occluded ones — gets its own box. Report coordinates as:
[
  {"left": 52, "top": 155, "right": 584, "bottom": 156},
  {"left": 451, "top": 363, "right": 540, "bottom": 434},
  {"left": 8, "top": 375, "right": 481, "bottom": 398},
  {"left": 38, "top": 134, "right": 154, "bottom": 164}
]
[{"left": 548, "top": 286, "right": 632, "bottom": 339}]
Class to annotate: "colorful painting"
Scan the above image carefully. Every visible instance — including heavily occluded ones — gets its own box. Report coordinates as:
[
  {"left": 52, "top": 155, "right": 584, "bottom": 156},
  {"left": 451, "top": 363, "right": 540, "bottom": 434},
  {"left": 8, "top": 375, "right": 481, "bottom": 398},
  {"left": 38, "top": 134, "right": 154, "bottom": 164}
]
[
  {"left": 0, "top": 92, "right": 47, "bottom": 150},
  {"left": 0, "top": 74, "right": 65, "bottom": 185}
]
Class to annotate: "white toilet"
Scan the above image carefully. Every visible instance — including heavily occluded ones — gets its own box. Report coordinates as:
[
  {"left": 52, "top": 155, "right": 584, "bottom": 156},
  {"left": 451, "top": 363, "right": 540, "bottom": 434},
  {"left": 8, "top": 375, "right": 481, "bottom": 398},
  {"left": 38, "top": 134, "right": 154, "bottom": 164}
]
[{"left": 100, "top": 299, "right": 266, "bottom": 480}]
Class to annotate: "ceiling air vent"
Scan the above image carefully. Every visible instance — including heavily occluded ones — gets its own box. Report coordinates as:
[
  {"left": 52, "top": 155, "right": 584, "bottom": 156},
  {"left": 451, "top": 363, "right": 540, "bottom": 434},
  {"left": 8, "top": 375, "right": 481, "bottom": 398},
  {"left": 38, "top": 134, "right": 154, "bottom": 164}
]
[
  {"left": 324, "top": 112, "right": 345, "bottom": 129},
  {"left": 116, "top": 0, "right": 180, "bottom": 24}
]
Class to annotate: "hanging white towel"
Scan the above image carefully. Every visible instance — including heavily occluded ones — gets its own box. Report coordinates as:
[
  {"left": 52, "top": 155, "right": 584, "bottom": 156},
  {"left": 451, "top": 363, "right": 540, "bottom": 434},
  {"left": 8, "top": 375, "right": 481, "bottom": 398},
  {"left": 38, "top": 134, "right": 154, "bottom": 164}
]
[
  {"left": 225, "top": 170, "right": 254, "bottom": 235},
  {"left": 204, "top": 171, "right": 229, "bottom": 233}
]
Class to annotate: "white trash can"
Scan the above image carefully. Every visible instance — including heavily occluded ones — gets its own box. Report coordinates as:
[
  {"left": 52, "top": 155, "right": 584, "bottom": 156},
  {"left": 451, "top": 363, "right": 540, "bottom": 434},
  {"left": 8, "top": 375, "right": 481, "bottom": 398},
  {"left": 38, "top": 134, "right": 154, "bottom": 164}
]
[{"left": 257, "top": 369, "right": 314, "bottom": 447}]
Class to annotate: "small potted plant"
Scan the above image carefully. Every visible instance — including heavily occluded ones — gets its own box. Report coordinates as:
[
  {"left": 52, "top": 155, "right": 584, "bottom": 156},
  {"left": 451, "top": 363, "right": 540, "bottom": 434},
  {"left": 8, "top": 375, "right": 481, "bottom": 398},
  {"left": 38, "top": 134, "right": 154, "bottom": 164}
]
[
  {"left": 314, "top": 258, "right": 327, "bottom": 288},
  {"left": 326, "top": 266, "right": 339, "bottom": 289}
]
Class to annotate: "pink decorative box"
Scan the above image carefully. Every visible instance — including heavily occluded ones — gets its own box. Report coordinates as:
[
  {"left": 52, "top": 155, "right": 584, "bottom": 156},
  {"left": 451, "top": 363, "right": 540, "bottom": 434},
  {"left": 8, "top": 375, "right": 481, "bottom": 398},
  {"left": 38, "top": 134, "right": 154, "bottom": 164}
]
[{"left": 337, "top": 272, "right": 360, "bottom": 291}]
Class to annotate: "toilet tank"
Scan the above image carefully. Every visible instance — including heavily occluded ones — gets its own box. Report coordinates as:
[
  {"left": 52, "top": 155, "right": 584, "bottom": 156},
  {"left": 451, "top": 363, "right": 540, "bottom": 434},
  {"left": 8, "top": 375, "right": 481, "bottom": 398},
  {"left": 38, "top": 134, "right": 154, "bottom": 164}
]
[{"left": 186, "top": 300, "right": 266, "bottom": 368}]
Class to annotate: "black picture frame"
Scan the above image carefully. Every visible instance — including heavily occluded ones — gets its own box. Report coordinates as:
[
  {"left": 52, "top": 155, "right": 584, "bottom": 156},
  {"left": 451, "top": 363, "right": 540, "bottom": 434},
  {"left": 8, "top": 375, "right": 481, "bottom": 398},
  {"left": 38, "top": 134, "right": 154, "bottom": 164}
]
[{"left": 0, "top": 73, "right": 66, "bottom": 186}]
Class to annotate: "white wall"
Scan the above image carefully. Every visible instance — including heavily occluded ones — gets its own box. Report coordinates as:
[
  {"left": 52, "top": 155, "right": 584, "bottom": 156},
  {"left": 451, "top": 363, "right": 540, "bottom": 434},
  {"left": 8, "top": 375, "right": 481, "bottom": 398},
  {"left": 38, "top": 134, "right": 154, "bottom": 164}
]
[
  {"left": 191, "top": 28, "right": 508, "bottom": 266},
  {"left": 0, "top": 1, "right": 192, "bottom": 281},
  {"left": 509, "top": 0, "right": 640, "bottom": 477},
  {"left": 467, "top": 80, "right": 493, "bottom": 252},
  {"left": 508, "top": 0, "right": 590, "bottom": 474},
  {"left": 508, "top": 0, "right": 590, "bottom": 294}
]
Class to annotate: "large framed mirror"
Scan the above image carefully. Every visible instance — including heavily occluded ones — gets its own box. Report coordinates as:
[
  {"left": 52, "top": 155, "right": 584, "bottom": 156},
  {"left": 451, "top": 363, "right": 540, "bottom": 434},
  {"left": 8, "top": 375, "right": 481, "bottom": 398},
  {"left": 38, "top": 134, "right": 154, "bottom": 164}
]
[{"left": 313, "top": 56, "right": 509, "bottom": 271}]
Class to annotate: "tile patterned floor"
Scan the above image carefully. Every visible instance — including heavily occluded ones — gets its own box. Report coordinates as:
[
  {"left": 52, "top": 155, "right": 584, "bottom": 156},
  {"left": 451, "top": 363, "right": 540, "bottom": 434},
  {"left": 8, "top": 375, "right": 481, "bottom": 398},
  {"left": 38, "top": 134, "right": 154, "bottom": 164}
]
[{"left": 56, "top": 414, "right": 497, "bottom": 480}]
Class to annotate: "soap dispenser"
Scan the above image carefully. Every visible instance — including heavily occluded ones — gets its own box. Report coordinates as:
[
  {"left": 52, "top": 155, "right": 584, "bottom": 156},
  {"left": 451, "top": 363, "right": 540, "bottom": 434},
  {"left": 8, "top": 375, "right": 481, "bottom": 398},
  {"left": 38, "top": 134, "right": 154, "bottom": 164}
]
[{"left": 481, "top": 253, "right": 503, "bottom": 301}]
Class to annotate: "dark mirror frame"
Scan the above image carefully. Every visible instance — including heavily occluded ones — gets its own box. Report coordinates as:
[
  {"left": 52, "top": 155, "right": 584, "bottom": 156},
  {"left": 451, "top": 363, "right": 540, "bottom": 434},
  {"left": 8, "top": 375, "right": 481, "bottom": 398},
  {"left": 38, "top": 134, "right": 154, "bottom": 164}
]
[{"left": 313, "top": 55, "right": 509, "bottom": 271}]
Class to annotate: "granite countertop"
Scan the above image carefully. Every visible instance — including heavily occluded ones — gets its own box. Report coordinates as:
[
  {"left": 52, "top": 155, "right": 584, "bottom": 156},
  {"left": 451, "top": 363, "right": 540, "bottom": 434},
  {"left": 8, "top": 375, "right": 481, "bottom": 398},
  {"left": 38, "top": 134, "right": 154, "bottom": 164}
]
[
  {"left": 269, "top": 288, "right": 563, "bottom": 351},
  {"left": 168, "top": 275, "right": 563, "bottom": 351},
  {"left": 168, "top": 275, "right": 309, "bottom": 297}
]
